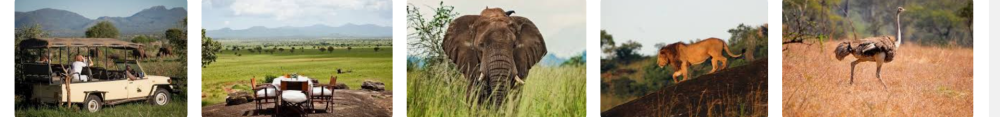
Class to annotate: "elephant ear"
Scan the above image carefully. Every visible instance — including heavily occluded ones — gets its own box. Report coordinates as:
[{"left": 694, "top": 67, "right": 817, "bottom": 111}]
[
  {"left": 511, "top": 16, "right": 547, "bottom": 80},
  {"left": 443, "top": 15, "right": 482, "bottom": 80}
]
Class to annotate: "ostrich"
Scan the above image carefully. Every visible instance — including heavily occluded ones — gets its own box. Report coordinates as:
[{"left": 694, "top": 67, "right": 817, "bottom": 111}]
[{"left": 834, "top": 7, "right": 904, "bottom": 89}]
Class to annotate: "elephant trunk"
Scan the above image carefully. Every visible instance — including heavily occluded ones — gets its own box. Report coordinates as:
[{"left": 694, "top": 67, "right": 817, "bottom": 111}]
[
  {"left": 481, "top": 45, "right": 518, "bottom": 85},
  {"left": 478, "top": 47, "right": 519, "bottom": 107}
]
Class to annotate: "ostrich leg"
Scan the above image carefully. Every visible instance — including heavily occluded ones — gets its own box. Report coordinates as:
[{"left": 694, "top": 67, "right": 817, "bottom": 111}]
[
  {"left": 876, "top": 60, "right": 888, "bottom": 90},
  {"left": 850, "top": 60, "right": 861, "bottom": 84}
]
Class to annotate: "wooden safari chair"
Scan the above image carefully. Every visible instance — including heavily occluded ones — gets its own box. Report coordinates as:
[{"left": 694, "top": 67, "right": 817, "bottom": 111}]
[
  {"left": 251, "top": 76, "right": 278, "bottom": 114},
  {"left": 279, "top": 80, "right": 311, "bottom": 115},
  {"left": 310, "top": 76, "right": 337, "bottom": 112}
]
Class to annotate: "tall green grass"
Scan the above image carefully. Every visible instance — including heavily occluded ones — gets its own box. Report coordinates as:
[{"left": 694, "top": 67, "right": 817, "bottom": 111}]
[{"left": 408, "top": 63, "right": 585, "bottom": 117}]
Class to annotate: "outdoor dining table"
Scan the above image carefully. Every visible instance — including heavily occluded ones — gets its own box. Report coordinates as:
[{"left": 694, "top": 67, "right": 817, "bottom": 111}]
[{"left": 273, "top": 76, "right": 313, "bottom": 114}]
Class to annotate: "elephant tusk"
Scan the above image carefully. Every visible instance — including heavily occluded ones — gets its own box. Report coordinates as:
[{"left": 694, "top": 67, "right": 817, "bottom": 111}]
[
  {"left": 514, "top": 75, "right": 525, "bottom": 84},
  {"left": 478, "top": 73, "right": 484, "bottom": 81}
]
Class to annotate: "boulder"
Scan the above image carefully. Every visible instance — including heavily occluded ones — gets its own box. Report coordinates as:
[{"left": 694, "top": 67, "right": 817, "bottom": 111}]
[
  {"left": 361, "top": 81, "right": 385, "bottom": 91},
  {"left": 225, "top": 91, "right": 251, "bottom": 105},
  {"left": 333, "top": 83, "right": 350, "bottom": 89}
]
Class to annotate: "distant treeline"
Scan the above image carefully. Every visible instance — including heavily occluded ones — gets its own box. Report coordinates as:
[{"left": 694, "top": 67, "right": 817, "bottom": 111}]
[
  {"left": 783, "top": 0, "right": 973, "bottom": 47},
  {"left": 217, "top": 39, "right": 391, "bottom": 48}
]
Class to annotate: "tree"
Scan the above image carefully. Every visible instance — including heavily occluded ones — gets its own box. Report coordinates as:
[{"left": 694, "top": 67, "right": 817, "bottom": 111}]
[
  {"left": 256, "top": 46, "right": 263, "bottom": 54},
  {"left": 16, "top": 24, "right": 47, "bottom": 44},
  {"left": 600, "top": 30, "right": 616, "bottom": 57},
  {"left": 615, "top": 40, "right": 643, "bottom": 63},
  {"left": 408, "top": 1, "right": 459, "bottom": 65},
  {"left": 290, "top": 47, "right": 296, "bottom": 53},
  {"left": 727, "top": 23, "right": 766, "bottom": 60},
  {"left": 561, "top": 52, "right": 586, "bottom": 67},
  {"left": 782, "top": 0, "right": 844, "bottom": 44},
  {"left": 319, "top": 47, "right": 327, "bottom": 52},
  {"left": 85, "top": 20, "right": 119, "bottom": 38},
  {"left": 202, "top": 29, "right": 222, "bottom": 68},
  {"left": 958, "top": 1, "right": 973, "bottom": 43},
  {"left": 165, "top": 18, "right": 188, "bottom": 56},
  {"left": 165, "top": 29, "right": 186, "bottom": 52},
  {"left": 131, "top": 35, "right": 156, "bottom": 43},
  {"left": 653, "top": 43, "right": 667, "bottom": 49},
  {"left": 327, "top": 47, "right": 334, "bottom": 53}
]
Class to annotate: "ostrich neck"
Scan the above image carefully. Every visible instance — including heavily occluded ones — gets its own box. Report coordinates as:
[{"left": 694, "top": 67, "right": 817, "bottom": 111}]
[{"left": 895, "top": 11, "right": 902, "bottom": 48}]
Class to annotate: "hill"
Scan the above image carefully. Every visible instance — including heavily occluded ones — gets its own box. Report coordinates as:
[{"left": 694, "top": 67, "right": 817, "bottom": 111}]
[
  {"left": 539, "top": 53, "right": 567, "bottom": 67},
  {"left": 205, "top": 24, "right": 392, "bottom": 39},
  {"left": 15, "top": 6, "right": 187, "bottom": 37},
  {"left": 602, "top": 58, "right": 767, "bottom": 116}
]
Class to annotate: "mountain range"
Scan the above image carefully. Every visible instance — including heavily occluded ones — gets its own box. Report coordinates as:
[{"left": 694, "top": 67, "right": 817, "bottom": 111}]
[
  {"left": 205, "top": 24, "right": 392, "bottom": 39},
  {"left": 407, "top": 50, "right": 585, "bottom": 69},
  {"left": 539, "top": 53, "right": 569, "bottom": 67},
  {"left": 15, "top": 6, "right": 187, "bottom": 37}
]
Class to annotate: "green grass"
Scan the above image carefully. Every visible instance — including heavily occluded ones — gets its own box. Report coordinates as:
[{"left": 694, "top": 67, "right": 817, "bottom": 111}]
[
  {"left": 201, "top": 47, "right": 392, "bottom": 106},
  {"left": 15, "top": 97, "right": 188, "bottom": 117},
  {"left": 407, "top": 64, "right": 586, "bottom": 117}
]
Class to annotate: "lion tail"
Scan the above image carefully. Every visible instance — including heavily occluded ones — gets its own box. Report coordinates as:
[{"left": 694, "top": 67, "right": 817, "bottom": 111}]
[{"left": 722, "top": 43, "right": 743, "bottom": 58}]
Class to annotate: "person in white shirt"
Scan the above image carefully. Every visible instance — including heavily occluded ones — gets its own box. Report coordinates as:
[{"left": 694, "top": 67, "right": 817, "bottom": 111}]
[{"left": 71, "top": 55, "right": 92, "bottom": 82}]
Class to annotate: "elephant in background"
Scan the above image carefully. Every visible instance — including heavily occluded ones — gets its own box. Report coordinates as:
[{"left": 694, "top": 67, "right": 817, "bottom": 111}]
[{"left": 442, "top": 7, "right": 547, "bottom": 108}]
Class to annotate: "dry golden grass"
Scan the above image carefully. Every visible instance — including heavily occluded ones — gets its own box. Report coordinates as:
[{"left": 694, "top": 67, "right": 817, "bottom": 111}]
[{"left": 782, "top": 40, "right": 973, "bottom": 116}]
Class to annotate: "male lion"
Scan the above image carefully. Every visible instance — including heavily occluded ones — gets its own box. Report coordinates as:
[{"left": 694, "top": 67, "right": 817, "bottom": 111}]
[{"left": 657, "top": 38, "right": 743, "bottom": 83}]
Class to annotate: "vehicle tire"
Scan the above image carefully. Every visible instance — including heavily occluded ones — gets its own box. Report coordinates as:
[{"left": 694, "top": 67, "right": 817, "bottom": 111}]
[
  {"left": 83, "top": 94, "right": 102, "bottom": 112},
  {"left": 149, "top": 88, "right": 171, "bottom": 106}
]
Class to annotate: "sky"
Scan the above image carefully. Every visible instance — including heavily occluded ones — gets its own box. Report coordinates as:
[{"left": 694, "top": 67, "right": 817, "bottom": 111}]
[
  {"left": 15, "top": 0, "right": 187, "bottom": 19},
  {"left": 408, "top": 0, "right": 587, "bottom": 58},
  {"left": 602, "top": 0, "right": 767, "bottom": 55},
  {"left": 202, "top": 0, "right": 392, "bottom": 30}
]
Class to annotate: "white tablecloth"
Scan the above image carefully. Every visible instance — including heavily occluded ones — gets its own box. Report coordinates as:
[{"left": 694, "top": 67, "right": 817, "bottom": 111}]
[{"left": 270, "top": 76, "right": 313, "bottom": 90}]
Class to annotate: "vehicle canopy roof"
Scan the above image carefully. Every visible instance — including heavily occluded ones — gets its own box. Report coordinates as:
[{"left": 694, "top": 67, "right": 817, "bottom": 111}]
[{"left": 18, "top": 38, "right": 142, "bottom": 49}]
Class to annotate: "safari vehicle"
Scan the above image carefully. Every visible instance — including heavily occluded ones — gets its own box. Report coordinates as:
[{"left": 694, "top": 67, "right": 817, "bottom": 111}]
[{"left": 16, "top": 38, "right": 178, "bottom": 112}]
